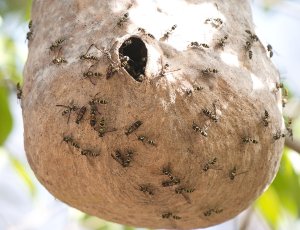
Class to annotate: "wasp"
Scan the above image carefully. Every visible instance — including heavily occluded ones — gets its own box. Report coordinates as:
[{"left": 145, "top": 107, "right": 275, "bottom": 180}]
[
  {"left": 120, "top": 55, "right": 136, "bottom": 76},
  {"left": 75, "top": 106, "right": 87, "bottom": 124},
  {"left": 160, "top": 24, "right": 177, "bottom": 41},
  {"left": 175, "top": 187, "right": 194, "bottom": 204},
  {"left": 111, "top": 150, "right": 123, "bottom": 165},
  {"left": 81, "top": 149, "right": 100, "bottom": 157},
  {"left": 89, "top": 103, "right": 98, "bottom": 127},
  {"left": 244, "top": 30, "right": 259, "bottom": 59},
  {"left": 162, "top": 163, "right": 173, "bottom": 178},
  {"left": 262, "top": 109, "right": 270, "bottom": 127},
  {"left": 119, "top": 39, "right": 132, "bottom": 53},
  {"left": 175, "top": 187, "right": 195, "bottom": 194},
  {"left": 63, "top": 136, "right": 80, "bottom": 149},
  {"left": 80, "top": 44, "right": 100, "bottom": 62},
  {"left": 139, "top": 185, "right": 154, "bottom": 196},
  {"left": 276, "top": 82, "right": 284, "bottom": 90},
  {"left": 283, "top": 87, "right": 289, "bottom": 98},
  {"left": 137, "top": 27, "right": 155, "bottom": 39},
  {"left": 244, "top": 41, "right": 253, "bottom": 59},
  {"left": 111, "top": 149, "right": 134, "bottom": 167},
  {"left": 138, "top": 27, "right": 146, "bottom": 33},
  {"left": 171, "top": 24, "right": 177, "bottom": 30},
  {"left": 136, "top": 74, "right": 145, "bottom": 82},
  {"left": 189, "top": 42, "right": 209, "bottom": 49},
  {"left": 97, "top": 117, "right": 116, "bottom": 137},
  {"left": 202, "top": 157, "right": 218, "bottom": 172},
  {"left": 26, "top": 20, "right": 33, "bottom": 41},
  {"left": 161, "top": 164, "right": 180, "bottom": 186},
  {"left": 117, "top": 12, "right": 129, "bottom": 27},
  {"left": 160, "top": 63, "right": 169, "bottom": 77},
  {"left": 106, "top": 63, "right": 121, "bottom": 79},
  {"left": 89, "top": 92, "right": 108, "bottom": 106},
  {"left": 281, "top": 86, "right": 289, "bottom": 107},
  {"left": 245, "top": 41, "right": 252, "bottom": 51},
  {"left": 273, "top": 82, "right": 286, "bottom": 96},
  {"left": 28, "top": 20, "right": 32, "bottom": 30},
  {"left": 156, "top": 60, "right": 181, "bottom": 79},
  {"left": 146, "top": 33, "right": 155, "bottom": 39},
  {"left": 194, "top": 85, "right": 204, "bottom": 91},
  {"left": 83, "top": 65, "right": 102, "bottom": 85},
  {"left": 88, "top": 108, "right": 115, "bottom": 137},
  {"left": 248, "top": 50, "right": 253, "bottom": 59},
  {"left": 137, "top": 135, "right": 157, "bottom": 146},
  {"left": 162, "top": 212, "right": 181, "bottom": 220},
  {"left": 187, "top": 85, "right": 204, "bottom": 96},
  {"left": 202, "top": 105, "right": 218, "bottom": 122},
  {"left": 16, "top": 82, "right": 22, "bottom": 100},
  {"left": 172, "top": 215, "right": 181, "bottom": 220},
  {"left": 186, "top": 89, "right": 193, "bottom": 96},
  {"left": 98, "top": 117, "right": 106, "bottom": 137},
  {"left": 205, "top": 18, "right": 223, "bottom": 28},
  {"left": 267, "top": 44, "right": 273, "bottom": 58},
  {"left": 83, "top": 71, "right": 102, "bottom": 84},
  {"left": 192, "top": 122, "right": 208, "bottom": 137},
  {"left": 203, "top": 209, "right": 213, "bottom": 217},
  {"left": 216, "top": 35, "right": 228, "bottom": 48},
  {"left": 161, "top": 163, "right": 178, "bottom": 179},
  {"left": 50, "top": 38, "right": 65, "bottom": 51},
  {"left": 119, "top": 54, "right": 143, "bottom": 80},
  {"left": 52, "top": 46, "right": 67, "bottom": 64},
  {"left": 282, "top": 98, "right": 288, "bottom": 108},
  {"left": 202, "top": 68, "right": 218, "bottom": 74},
  {"left": 52, "top": 56, "right": 67, "bottom": 65},
  {"left": 56, "top": 103, "right": 78, "bottom": 123},
  {"left": 242, "top": 136, "right": 258, "bottom": 144},
  {"left": 125, "top": 120, "right": 143, "bottom": 135},
  {"left": 273, "top": 130, "right": 285, "bottom": 141},
  {"left": 162, "top": 177, "right": 180, "bottom": 187},
  {"left": 26, "top": 31, "right": 33, "bottom": 41},
  {"left": 286, "top": 118, "right": 293, "bottom": 140},
  {"left": 80, "top": 53, "right": 99, "bottom": 62},
  {"left": 229, "top": 166, "right": 247, "bottom": 180},
  {"left": 162, "top": 212, "right": 173, "bottom": 219},
  {"left": 245, "top": 30, "right": 259, "bottom": 42},
  {"left": 151, "top": 59, "right": 181, "bottom": 82},
  {"left": 204, "top": 208, "right": 223, "bottom": 217}
]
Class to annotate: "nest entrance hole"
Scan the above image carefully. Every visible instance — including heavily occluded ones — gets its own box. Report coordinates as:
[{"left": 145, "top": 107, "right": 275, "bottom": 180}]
[{"left": 119, "top": 37, "right": 147, "bottom": 82}]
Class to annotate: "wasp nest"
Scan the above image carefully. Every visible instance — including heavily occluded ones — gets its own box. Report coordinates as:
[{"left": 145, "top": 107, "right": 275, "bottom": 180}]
[{"left": 22, "top": 0, "right": 285, "bottom": 228}]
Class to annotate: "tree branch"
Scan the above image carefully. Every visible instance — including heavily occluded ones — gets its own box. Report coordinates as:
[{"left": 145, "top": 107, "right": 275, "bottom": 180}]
[{"left": 285, "top": 137, "right": 300, "bottom": 154}]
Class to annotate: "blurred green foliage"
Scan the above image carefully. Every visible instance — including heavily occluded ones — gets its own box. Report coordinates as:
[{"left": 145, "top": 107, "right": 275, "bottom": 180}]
[
  {"left": 257, "top": 148, "right": 300, "bottom": 229},
  {"left": 0, "top": 0, "right": 31, "bottom": 143},
  {"left": 0, "top": 85, "right": 13, "bottom": 144},
  {"left": 0, "top": 0, "right": 299, "bottom": 230},
  {"left": 0, "top": 0, "right": 31, "bottom": 19}
]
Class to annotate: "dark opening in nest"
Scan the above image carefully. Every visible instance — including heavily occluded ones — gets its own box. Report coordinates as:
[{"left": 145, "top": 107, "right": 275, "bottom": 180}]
[{"left": 119, "top": 37, "right": 147, "bottom": 82}]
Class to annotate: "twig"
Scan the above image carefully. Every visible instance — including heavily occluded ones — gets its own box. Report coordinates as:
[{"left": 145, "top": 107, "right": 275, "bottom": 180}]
[{"left": 285, "top": 137, "right": 300, "bottom": 154}]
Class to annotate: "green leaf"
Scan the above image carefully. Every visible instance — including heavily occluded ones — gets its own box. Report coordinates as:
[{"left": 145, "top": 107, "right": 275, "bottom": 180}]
[
  {"left": 271, "top": 150, "right": 300, "bottom": 217},
  {"left": 256, "top": 186, "right": 282, "bottom": 229},
  {"left": 257, "top": 148, "right": 300, "bottom": 228},
  {"left": 0, "top": 84, "right": 13, "bottom": 144}
]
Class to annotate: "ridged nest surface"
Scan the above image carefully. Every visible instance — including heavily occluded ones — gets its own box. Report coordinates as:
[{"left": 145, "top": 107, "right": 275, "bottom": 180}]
[{"left": 22, "top": 0, "right": 284, "bottom": 228}]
